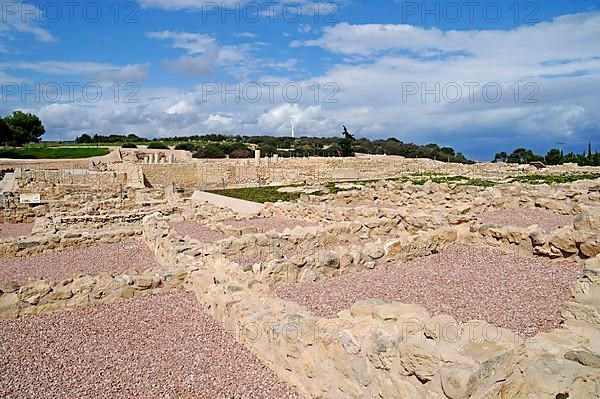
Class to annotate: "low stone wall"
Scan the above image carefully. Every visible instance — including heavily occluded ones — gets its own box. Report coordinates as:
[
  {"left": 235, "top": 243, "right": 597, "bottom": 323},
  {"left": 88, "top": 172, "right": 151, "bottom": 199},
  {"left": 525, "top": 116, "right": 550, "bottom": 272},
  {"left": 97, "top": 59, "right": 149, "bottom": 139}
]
[
  {"left": 470, "top": 209, "right": 600, "bottom": 260},
  {"left": 0, "top": 226, "right": 142, "bottom": 258},
  {"left": 140, "top": 212, "right": 600, "bottom": 398},
  {"left": 309, "top": 179, "right": 600, "bottom": 218},
  {"left": 0, "top": 264, "right": 198, "bottom": 319}
]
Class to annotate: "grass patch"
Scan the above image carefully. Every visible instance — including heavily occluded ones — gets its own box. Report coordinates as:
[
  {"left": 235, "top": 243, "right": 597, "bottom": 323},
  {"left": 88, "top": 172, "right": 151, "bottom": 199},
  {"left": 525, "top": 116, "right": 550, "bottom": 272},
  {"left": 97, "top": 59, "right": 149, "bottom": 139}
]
[
  {"left": 208, "top": 175, "right": 501, "bottom": 203},
  {"left": 409, "top": 175, "right": 470, "bottom": 185},
  {"left": 207, "top": 185, "right": 302, "bottom": 203},
  {"left": 0, "top": 147, "right": 110, "bottom": 159},
  {"left": 510, "top": 174, "right": 600, "bottom": 185},
  {"left": 459, "top": 178, "right": 498, "bottom": 187}
]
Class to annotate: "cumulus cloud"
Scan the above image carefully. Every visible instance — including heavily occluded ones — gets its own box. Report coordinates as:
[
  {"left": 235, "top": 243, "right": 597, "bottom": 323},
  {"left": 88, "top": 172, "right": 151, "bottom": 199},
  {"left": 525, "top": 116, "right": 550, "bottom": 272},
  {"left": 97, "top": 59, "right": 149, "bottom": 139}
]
[
  {"left": 0, "top": 1, "right": 56, "bottom": 44},
  {"left": 4, "top": 61, "right": 150, "bottom": 82},
  {"left": 10, "top": 11, "right": 600, "bottom": 160},
  {"left": 148, "top": 30, "right": 297, "bottom": 78}
]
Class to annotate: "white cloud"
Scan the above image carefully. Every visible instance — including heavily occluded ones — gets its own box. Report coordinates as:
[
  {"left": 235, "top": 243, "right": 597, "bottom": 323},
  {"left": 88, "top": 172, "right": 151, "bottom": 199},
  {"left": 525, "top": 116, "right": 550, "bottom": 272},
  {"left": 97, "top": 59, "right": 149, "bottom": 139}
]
[
  {"left": 148, "top": 30, "right": 297, "bottom": 77},
  {"left": 234, "top": 32, "right": 259, "bottom": 39},
  {"left": 9, "top": 11, "right": 600, "bottom": 160},
  {"left": 4, "top": 61, "right": 150, "bottom": 82},
  {"left": 0, "top": 1, "right": 56, "bottom": 44},
  {"left": 137, "top": 0, "right": 243, "bottom": 11}
]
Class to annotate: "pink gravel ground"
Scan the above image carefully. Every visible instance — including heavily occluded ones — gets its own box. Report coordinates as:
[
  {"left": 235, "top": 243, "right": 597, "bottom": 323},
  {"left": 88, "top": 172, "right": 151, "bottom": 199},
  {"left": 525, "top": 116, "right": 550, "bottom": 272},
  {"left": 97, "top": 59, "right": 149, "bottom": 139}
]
[
  {"left": 0, "top": 241, "right": 158, "bottom": 285},
  {"left": 225, "top": 217, "right": 317, "bottom": 233},
  {"left": 479, "top": 208, "right": 574, "bottom": 230},
  {"left": 170, "top": 221, "right": 228, "bottom": 243},
  {"left": 0, "top": 292, "right": 297, "bottom": 398},
  {"left": 0, "top": 223, "right": 33, "bottom": 240},
  {"left": 275, "top": 244, "right": 582, "bottom": 337}
]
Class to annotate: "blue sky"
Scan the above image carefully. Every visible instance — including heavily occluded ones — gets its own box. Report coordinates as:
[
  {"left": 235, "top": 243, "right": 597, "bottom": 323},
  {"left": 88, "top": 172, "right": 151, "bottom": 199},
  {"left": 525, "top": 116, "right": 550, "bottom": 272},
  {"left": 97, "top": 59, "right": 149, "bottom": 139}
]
[{"left": 1, "top": 0, "right": 600, "bottom": 160}]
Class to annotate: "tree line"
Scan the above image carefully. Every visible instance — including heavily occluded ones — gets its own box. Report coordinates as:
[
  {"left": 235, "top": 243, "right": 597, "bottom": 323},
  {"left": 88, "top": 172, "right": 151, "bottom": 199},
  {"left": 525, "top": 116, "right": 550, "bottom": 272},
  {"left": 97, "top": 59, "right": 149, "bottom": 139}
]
[
  {"left": 494, "top": 144, "right": 599, "bottom": 166},
  {"left": 75, "top": 131, "right": 473, "bottom": 163},
  {"left": 0, "top": 111, "right": 45, "bottom": 146}
]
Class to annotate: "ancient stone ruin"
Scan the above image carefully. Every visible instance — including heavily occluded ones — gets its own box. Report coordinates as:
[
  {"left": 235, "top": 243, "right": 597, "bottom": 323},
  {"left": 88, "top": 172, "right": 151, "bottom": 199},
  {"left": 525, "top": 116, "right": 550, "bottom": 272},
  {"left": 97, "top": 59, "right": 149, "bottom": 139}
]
[{"left": 1, "top": 154, "right": 599, "bottom": 398}]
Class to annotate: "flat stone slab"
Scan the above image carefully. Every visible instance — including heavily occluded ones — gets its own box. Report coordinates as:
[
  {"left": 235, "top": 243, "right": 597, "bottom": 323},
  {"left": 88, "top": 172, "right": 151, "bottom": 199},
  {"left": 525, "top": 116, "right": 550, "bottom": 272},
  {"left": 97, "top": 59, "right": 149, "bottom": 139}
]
[{"left": 191, "top": 190, "right": 264, "bottom": 216}]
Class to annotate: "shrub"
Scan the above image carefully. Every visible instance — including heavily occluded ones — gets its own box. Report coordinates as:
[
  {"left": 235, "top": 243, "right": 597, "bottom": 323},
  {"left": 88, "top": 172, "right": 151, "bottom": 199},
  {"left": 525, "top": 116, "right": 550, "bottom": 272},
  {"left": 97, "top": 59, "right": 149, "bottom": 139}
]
[
  {"left": 148, "top": 142, "right": 169, "bottom": 150},
  {"left": 230, "top": 148, "right": 251, "bottom": 158},
  {"left": 122, "top": 142, "right": 137, "bottom": 148},
  {"left": 174, "top": 142, "right": 197, "bottom": 152},
  {"left": 193, "top": 144, "right": 226, "bottom": 159}
]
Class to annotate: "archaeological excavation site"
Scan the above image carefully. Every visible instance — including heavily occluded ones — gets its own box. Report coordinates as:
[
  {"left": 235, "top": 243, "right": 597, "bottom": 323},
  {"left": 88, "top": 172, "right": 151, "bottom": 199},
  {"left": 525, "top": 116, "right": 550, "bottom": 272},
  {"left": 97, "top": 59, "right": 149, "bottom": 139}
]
[{"left": 1, "top": 152, "right": 600, "bottom": 398}]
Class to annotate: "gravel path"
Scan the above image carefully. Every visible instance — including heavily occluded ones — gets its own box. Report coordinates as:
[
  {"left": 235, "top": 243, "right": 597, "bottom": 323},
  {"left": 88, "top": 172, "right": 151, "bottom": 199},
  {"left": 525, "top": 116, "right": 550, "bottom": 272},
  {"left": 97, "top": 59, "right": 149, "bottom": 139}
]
[
  {"left": 170, "top": 221, "right": 228, "bottom": 243},
  {"left": 0, "top": 241, "right": 158, "bottom": 285},
  {"left": 225, "top": 218, "right": 318, "bottom": 233},
  {"left": 0, "top": 224, "right": 33, "bottom": 240},
  {"left": 275, "top": 244, "right": 582, "bottom": 337},
  {"left": 479, "top": 208, "right": 574, "bottom": 230},
  {"left": 0, "top": 293, "right": 297, "bottom": 398}
]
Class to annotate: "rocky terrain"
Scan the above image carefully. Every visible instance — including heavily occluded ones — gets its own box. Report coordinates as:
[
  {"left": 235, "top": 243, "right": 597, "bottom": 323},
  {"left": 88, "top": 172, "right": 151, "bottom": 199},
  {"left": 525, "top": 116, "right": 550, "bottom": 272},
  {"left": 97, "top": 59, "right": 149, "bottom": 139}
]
[{"left": 1, "top": 160, "right": 600, "bottom": 398}]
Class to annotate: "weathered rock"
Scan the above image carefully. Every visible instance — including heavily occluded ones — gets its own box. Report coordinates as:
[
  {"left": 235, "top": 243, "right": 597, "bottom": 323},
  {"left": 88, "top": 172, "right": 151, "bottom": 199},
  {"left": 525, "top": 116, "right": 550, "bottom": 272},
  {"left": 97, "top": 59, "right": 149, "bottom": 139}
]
[
  {"left": 564, "top": 350, "right": 600, "bottom": 368},
  {"left": 460, "top": 341, "right": 514, "bottom": 381},
  {"left": 0, "top": 293, "right": 21, "bottom": 319},
  {"left": 323, "top": 252, "right": 340, "bottom": 269},
  {"left": 581, "top": 238, "right": 600, "bottom": 258},
  {"left": 398, "top": 343, "right": 441, "bottom": 381},
  {"left": 440, "top": 364, "right": 479, "bottom": 399},
  {"left": 364, "top": 244, "right": 385, "bottom": 260},
  {"left": 550, "top": 231, "right": 578, "bottom": 254},
  {"left": 18, "top": 280, "right": 51, "bottom": 305}
]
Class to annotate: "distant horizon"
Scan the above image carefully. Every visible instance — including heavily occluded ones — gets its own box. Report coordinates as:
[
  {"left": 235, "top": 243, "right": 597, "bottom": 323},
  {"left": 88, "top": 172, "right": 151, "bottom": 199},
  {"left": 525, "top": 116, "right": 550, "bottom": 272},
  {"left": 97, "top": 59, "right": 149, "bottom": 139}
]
[
  {"left": 2, "top": 1, "right": 599, "bottom": 161},
  {"left": 29, "top": 131, "right": 598, "bottom": 163}
]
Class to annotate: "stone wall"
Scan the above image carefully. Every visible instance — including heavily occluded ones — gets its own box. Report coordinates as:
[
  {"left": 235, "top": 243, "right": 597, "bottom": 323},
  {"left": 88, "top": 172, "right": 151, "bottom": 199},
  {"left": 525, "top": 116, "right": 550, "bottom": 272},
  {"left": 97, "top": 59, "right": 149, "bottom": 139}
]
[
  {"left": 0, "top": 264, "right": 197, "bottom": 319},
  {"left": 134, "top": 199, "right": 600, "bottom": 399}
]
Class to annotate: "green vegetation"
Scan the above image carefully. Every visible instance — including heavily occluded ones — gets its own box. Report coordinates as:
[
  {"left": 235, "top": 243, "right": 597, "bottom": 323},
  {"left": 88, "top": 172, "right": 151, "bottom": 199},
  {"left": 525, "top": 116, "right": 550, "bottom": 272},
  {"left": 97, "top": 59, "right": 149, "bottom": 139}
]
[
  {"left": 72, "top": 132, "right": 473, "bottom": 164},
  {"left": 460, "top": 178, "right": 498, "bottom": 187},
  {"left": 147, "top": 142, "right": 169, "bottom": 150},
  {"left": 510, "top": 173, "right": 600, "bottom": 185},
  {"left": 409, "top": 175, "right": 470, "bottom": 185},
  {"left": 174, "top": 142, "right": 196, "bottom": 152},
  {"left": 495, "top": 144, "right": 600, "bottom": 167},
  {"left": 1, "top": 111, "right": 45, "bottom": 146},
  {"left": 209, "top": 174, "right": 503, "bottom": 204},
  {"left": 121, "top": 142, "right": 138, "bottom": 148},
  {"left": 207, "top": 185, "right": 302, "bottom": 203},
  {"left": 0, "top": 147, "right": 109, "bottom": 159}
]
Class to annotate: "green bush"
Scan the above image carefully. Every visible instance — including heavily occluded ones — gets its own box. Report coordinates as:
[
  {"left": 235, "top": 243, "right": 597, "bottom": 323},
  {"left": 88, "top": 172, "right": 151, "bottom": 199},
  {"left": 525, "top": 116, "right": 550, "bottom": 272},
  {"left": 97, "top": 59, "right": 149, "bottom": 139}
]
[
  {"left": 174, "top": 142, "right": 197, "bottom": 152},
  {"left": 230, "top": 148, "right": 251, "bottom": 158},
  {"left": 193, "top": 144, "right": 226, "bottom": 158},
  {"left": 121, "top": 142, "right": 137, "bottom": 148},
  {"left": 147, "top": 142, "right": 169, "bottom": 150}
]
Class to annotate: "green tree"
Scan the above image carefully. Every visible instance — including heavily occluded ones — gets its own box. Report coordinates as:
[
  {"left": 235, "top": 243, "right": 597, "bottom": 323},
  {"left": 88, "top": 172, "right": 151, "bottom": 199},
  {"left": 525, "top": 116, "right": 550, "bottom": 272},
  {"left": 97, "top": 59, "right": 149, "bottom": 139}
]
[
  {"left": 4, "top": 111, "right": 45, "bottom": 145},
  {"left": 340, "top": 125, "right": 356, "bottom": 157},
  {"left": 75, "top": 133, "right": 93, "bottom": 144},
  {"left": 174, "top": 142, "right": 197, "bottom": 152},
  {"left": 193, "top": 143, "right": 226, "bottom": 158},
  {"left": 545, "top": 148, "right": 562, "bottom": 165},
  {"left": 493, "top": 152, "right": 508, "bottom": 163},
  {"left": 230, "top": 148, "right": 251, "bottom": 158},
  {"left": 507, "top": 148, "right": 543, "bottom": 164},
  {"left": 0, "top": 118, "right": 11, "bottom": 146},
  {"left": 147, "top": 142, "right": 169, "bottom": 150},
  {"left": 259, "top": 144, "right": 277, "bottom": 157}
]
